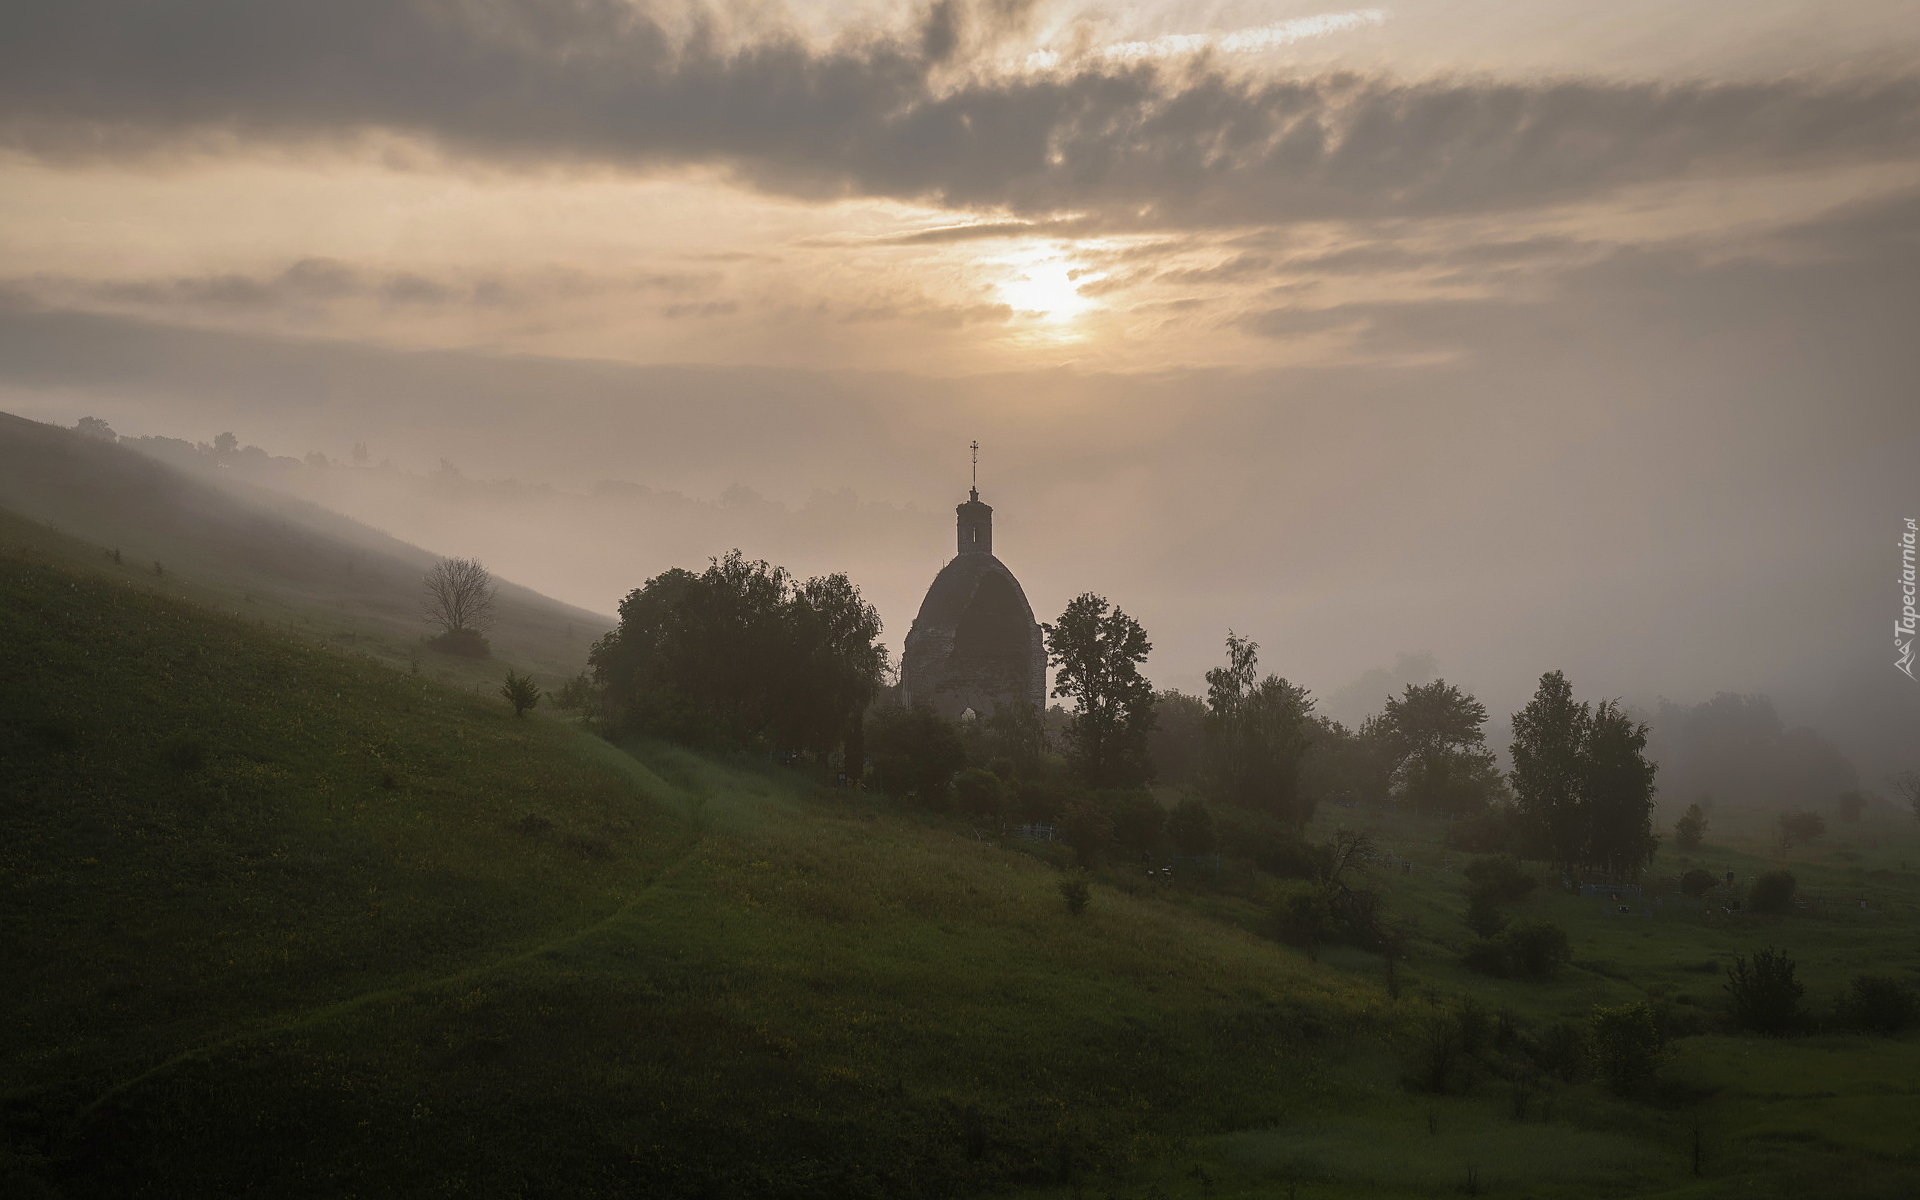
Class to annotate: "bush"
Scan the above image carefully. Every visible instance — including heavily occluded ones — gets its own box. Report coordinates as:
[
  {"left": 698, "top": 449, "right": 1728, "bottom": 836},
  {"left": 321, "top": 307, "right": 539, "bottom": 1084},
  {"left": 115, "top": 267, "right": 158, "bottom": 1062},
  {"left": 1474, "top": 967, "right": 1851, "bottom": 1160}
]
[
  {"left": 1679, "top": 868, "right": 1717, "bottom": 898},
  {"left": 499, "top": 670, "right": 541, "bottom": 718},
  {"left": 867, "top": 705, "right": 967, "bottom": 807},
  {"left": 1674, "top": 801, "right": 1708, "bottom": 852},
  {"left": 1501, "top": 921, "right": 1570, "bottom": 980},
  {"left": 1273, "top": 886, "right": 1333, "bottom": 959},
  {"left": 1214, "top": 806, "right": 1320, "bottom": 877},
  {"left": 1746, "top": 870, "right": 1796, "bottom": 915},
  {"left": 1463, "top": 854, "right": 1537, "bottom": 902},
  {"left": 1837, "top": 975, "right": 1919, "bottom": 1035},
  {"left": 1166, "top": 796, "right": 1216, "bottom": 856},
  {"left": 1589, "top": 1003, "right": 1666, "bottom": 1096},
  {"left": 427, "top": 628, "right": 492, "bottom": 658},
  {"left": 1057, "top": 876, "right": 1090, "bottom": 915},
  {"left": 1461, "top": 939, "right": 1511, "bottom": 977},
  {"left": 953, "top": 768, "right": 1006, "bottom": 821},
  {"left": 1460, "top": 921, "right": 1569, "bottom": 980},
  {"left": 1463, "top": 893, "right": 1508, "bottom": 939},
  {"left": 1443, "top": 805, "right": 1523, "bottom": 854},
  {"left": 1775, "top": 810, "right": 1825, "bottom": 850},
  {"left": 1106, "top": 790, "right": 1164, "bottom": 860},
  {"left": 1725, "top": 947, "right": 1807, "bottom": 1036},
  {"left": 1058, "top": 798, "right": 1114, "bottom": 868}
]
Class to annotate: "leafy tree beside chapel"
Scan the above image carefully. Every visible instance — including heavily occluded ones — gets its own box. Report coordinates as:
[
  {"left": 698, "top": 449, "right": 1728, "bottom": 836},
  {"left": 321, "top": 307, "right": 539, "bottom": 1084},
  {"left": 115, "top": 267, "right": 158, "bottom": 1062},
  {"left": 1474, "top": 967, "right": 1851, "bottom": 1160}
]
[{"left": 1045, "top": 593, "right": 1156, "bottom": 788}]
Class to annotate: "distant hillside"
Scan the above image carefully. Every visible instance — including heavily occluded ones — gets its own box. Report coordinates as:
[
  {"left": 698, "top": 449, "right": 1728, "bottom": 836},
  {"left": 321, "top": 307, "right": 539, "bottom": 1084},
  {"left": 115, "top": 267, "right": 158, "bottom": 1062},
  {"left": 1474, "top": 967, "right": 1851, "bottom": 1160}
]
[{"left": 0, "top": 411, "right": 610, "bottom": 688}]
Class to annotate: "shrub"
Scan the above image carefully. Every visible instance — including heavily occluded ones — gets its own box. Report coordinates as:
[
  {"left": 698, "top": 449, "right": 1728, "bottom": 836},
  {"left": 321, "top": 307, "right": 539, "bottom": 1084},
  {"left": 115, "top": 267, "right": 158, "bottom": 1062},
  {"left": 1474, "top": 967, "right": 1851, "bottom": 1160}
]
[
  {"left": 1837, "top": 975, "right": 1919, "bottom": 1035},
  {"left": 1443, "top": 805, "right": 1523, "bottom": 854},
  {"left": 1214, "top": 806, "right": 1319, "bottom": 877},
  {"left": 1461, "top": 939, "right": 1510, "bottom": 977},
  {"left": 1058, "top": 798, "right": 1114, "bottom": 868},
  {"left": 500, "top": 670, "right": 541, "bottom": 718},
  {"left": 1166, "top": 796, "right": 1216, "bottom": 856},
  {"left": 1725, "top": 947, "right": 1807, "bottom": 1036},
  {"left": 1674, "top": 802, "right": 1708, "bottom": 852},
  {"left": 1057, "top": 876, "right": 1090, "bottom": 915},
  {"left": 1746, "top": 870, "right": 1796, "bottom": 915},
  {"left": 1679, "top": 868, "right": 1717, "bottom": 898},
  {"left": 1531, "top": 1021, "right": 1586, "bottom": 1083},
  {"left": 1463, "top": 854, "right": 1537, "bottom": 902},
  {"left": 1589, "top": 1003, "right": 1666, "bottom": 1096},
  {"left": 1500, "top": 921, "right": 1570, "bottom": 980},
  {"left": 867, "top": 705, "right": 967, "bottom": 807},
  {"left": 1273, "top": 886, "right": 1333, "bottom": 960},
  {"left": 1463, "top": 893, "right": 1508, "bottom": 940},
  {"left": 1106, "top": 790, "right": 1164, "bottom": 860},
  {"left": 953, "top": 768, "right": 1006, "bottom": 821},
  {"left": 1775, "top": 810, "right": 1825, "bottom": 850},
  {"left": 428, "top": 628, "right": 492, "bottom": 659}
]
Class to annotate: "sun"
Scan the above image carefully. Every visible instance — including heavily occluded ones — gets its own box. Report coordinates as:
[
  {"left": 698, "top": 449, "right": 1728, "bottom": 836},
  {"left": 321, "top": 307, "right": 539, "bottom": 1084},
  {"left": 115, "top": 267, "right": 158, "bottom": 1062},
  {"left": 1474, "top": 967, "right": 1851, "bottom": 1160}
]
[{"left": 995, "top": 253, "right": 1099, "bottom": 323}]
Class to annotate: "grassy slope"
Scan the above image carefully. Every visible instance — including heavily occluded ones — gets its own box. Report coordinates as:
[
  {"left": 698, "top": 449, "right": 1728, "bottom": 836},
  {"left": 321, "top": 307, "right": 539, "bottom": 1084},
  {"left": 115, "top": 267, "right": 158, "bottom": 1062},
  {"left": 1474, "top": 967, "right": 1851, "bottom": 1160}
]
[
  {"left": 5, "top": 499, "right": 1917, "bottom": 1198},
  {"left": 0, "top": 411, "right": 610, "bottom": 693},
  {"left": 2, "top": 513, "right": 1396, "bottom": 1198}
]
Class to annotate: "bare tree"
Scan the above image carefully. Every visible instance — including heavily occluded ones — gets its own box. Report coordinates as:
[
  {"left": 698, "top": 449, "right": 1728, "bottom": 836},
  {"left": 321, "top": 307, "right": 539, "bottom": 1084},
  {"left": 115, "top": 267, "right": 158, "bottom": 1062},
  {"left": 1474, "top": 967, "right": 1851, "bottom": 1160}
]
[
  {"left": 423, "top": 557, "right": 497, "bottom": 634},
  {"left": 1890, "top": 770, "right": 1920, "bottom": 822}
]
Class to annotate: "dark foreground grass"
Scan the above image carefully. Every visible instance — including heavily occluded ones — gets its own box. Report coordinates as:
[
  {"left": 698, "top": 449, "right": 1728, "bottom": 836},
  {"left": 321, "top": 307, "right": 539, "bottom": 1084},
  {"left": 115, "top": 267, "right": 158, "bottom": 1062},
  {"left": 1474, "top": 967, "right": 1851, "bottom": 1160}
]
[
  {"left": 7, "top": 509, "right": 1919, "bottom": 1198},
  {"left": 3, "top": 518, "right": 1397, "bottom": 1198}
]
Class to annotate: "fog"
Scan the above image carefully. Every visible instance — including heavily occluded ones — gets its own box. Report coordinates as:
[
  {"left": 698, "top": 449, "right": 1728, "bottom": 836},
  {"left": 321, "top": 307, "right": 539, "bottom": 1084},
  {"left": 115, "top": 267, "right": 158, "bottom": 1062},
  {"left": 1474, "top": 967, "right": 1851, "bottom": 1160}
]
[{"left": 2, "top": 0, "right": 1916, "bottom": 788}]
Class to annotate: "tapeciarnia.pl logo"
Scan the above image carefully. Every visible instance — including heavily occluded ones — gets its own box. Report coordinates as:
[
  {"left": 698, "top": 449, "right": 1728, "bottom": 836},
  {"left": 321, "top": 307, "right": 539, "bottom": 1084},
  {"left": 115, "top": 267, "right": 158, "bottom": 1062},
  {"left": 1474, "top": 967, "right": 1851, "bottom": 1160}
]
[{"left": 1900, "top": 517, "right": 1917, "bottom": 680}]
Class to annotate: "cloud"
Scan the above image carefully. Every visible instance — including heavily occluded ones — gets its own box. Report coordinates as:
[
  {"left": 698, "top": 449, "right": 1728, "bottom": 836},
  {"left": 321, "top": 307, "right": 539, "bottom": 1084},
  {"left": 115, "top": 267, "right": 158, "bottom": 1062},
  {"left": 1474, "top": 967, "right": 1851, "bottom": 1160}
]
[
  {"left": 3, "top": 1, "right": 1917, "bottom": 227},
  {"left": 11, "top": 259, "right": 715, "bottom": 317},
  {"left": 1073, "top": 9, "right": 1390, "bottom": 68}
]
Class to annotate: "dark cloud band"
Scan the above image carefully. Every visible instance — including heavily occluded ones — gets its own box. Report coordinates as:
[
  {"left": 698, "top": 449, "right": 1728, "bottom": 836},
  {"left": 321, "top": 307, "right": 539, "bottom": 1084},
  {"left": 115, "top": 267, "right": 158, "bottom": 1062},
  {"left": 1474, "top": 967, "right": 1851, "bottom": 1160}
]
[{"left": 4, "top": 0, "right": 1918, "bottom": 223}]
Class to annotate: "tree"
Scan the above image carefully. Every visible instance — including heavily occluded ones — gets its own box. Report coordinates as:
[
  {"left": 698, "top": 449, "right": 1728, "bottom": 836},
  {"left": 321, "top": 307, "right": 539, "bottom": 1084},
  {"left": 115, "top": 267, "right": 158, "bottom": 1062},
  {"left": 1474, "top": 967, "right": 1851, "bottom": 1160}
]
[
  {"left": 866, "top": 704, "right": 967, "bottom": 806},
  {"left": 1584, "top": 701, "right": 1660, "bottom": 879},
  {"left": 1045, "top": 594, "right": 1156, "bottom": 788},
  {"left": 1775, "top": 811, "right": 1825, "bottom": 851},
  {"left": 1886, "top": 770, "right": 1920, "bottom": 821},
  {"left": 589, "top": 551, "right": 887, "bottom": 773},
  {"left": 1379, "top": 680, "right": 1501, "bottom": 816},
  {"left": 500, "top": 670, "right": 541, "bottom": 718},
  {"left": 553, "top": 672, "right": 599, "bottom": 721},
  {"left": 1674, "top": 801, "right": 1708, "bottom": 852},
  {"left": 978, "top": 701, "right": 1049, "bottom": 779},
  {"left": 1510, "top": 673, "right": 1659, "bottom": 879},
  {"left": 1510, "top": 671, "right": 1591, "bottom": 873},
  {"left": 74, "top": 416, "right": 117, "bottom": 441},
  {"left": 423, "top": 557, "right": 497, "bottom": 635},
  {"left": 1834, "top": 790, "right": 1867, "bottom": 822},
  {"left": 1147, "top": 689, "right": 1208, "bottom": 785},
  {"left": 1202, "top": 633, "right": 1317, "bottom": 825}
]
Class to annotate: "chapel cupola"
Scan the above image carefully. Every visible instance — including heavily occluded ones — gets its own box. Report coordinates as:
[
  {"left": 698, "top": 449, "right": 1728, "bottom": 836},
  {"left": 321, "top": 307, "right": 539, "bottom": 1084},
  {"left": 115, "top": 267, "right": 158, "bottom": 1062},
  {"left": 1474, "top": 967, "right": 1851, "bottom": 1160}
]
[{"left": 957, "top": 488, "right": 992, "bottom": 555}]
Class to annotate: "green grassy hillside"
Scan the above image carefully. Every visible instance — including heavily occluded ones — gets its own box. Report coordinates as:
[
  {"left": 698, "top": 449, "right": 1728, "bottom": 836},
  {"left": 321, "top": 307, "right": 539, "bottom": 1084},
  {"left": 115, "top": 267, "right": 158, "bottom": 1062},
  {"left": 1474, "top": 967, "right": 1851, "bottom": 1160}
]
[
  {"left": 1, "top": 514, "right": 1399, "bottom": 1198},
  {"left": 6, "top": 506, "right": 1918, "bottom": 1199},
  {"left": 0, "top": 411, "right": 609, "bottom": 693}
]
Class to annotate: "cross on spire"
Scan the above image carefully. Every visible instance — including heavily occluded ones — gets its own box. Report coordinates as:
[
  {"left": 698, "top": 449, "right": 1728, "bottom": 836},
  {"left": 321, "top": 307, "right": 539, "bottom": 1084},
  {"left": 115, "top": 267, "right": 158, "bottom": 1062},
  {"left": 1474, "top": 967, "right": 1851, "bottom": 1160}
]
[{"left": 969, "top": 440, "right": 980, "bottom": 500}]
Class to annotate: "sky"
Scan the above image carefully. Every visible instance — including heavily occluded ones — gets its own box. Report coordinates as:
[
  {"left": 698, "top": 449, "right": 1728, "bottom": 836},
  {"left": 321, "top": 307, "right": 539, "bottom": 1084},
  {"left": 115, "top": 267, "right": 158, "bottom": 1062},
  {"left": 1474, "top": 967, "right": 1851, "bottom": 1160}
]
[{"left": 2, "top": 0, "right": 1917, "bottom": 780}]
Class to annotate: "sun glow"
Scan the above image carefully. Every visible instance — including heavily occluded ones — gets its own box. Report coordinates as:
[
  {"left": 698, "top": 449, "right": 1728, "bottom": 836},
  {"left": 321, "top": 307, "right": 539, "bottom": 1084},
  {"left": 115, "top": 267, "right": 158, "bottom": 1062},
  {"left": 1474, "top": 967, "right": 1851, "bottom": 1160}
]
[{"left": 996, "top": 254, "right": 1100, "bottom": 324}]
